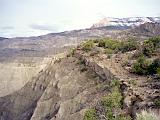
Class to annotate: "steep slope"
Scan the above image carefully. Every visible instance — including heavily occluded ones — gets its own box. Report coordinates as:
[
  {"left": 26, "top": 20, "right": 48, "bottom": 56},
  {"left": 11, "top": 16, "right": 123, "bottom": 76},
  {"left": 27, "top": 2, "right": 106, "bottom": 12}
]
[
  {"left": 0, "top": 55, "right": 107, "bottom": 120},
  {"left": 0, "top": 27, "right": 121, "bottom": 98},
  {"left": 129, "top": 22, "right": 160, "bottom": 36},
  {"left": 0, "top": 37, "right": 160, "bottom": 120},
  {"left": 0, "top": 57, "right": 52, "bottom": 97}
]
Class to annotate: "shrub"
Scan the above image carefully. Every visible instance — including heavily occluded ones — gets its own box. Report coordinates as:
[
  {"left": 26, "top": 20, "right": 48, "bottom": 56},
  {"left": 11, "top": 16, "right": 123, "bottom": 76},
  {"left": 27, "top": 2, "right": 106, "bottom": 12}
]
[
  {"left": 117, "top": 116, "right": 131, "bottom": 120},
  {"left": 105, "top": 40, "right": 120, "bottom": 50},
  {"left": 107, "top": 54, "right": 112, "bottom": 59},
  {"left": 90, "top": 49, "right": 100, "bottom": 56},
  {"left": 142, "top": 40, "right": 155, "bottom": 57},
  {"left": 102, "top": 87, "right": 122, "bottom": 108},
  {"left": 142, "top": 37, "right": 160, "bottom": 57},
  {"left": 132, "top": 56, "right": 150, "bottom": 75},
  {"left": 67, "top": 48, "right": 76, "bottom": 57},
  {"left": 98, "top": 39, "right": 121, "bottom": 50},
  {"left": 98, "top": 38, "right": 138, "bottom": 53},
  {"left": 82, "top": 40, "right": 94, "bottom": 52},
  {"left": 128, "top": 79, "right": 137, "bottom": 86},
  {"left": 154, "top": 99, "right": 160, "bottom": 107},
  {"left": 119, "top": 39, "right": 138, "bottom": 53},
  {"left": 101, "top": 79, "right": 131, "bottom": 120},
  {"left": 98, "top": 39, "right": 106, "bottom": 47},
  {"left": 132, "top": 57, "right": 160, "bottom": 75},
  {"left": 92, "top": 39, "right": 99, "bottom": 43},
  {"left": 148, "top": 37, "right": 160, "bottom": 48},
  {"left": 157, "top": 68, "right": 160, "bottom": 77},
  {"left": 110, "top": 79, "right": 120, "bottom": 87},
  {"left": 136, "top": 110, "right": 159, "bottom": 120},
  {"left": 102, "top": 86, "right": 123, "bottom": 120},
  {"left": 80, "top": 67, "right": 88, "bottom": 72},
  {"left": 105, "top": 48, "right": 114, "bottom": 54},
  {"left": 84, "top": 109, "right": 97, "bottom": 120},
  {"left": 147, "top": 58, "right": 160, "bottom": 75}
]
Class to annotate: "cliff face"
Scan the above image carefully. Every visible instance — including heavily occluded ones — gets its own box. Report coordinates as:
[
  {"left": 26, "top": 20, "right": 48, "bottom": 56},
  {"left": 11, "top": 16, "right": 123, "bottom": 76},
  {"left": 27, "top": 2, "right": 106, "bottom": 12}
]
[
  {"left": 0, "top": 57, "right": 52, "bottom": 97},
  {"left": 0, "top": 55, "right": 109, "bottom": 120},
  {"left": 129, "top": 22, "right": 160, "bottom": 36},
  {"left": 0, "top": 46, "right": 159, "bottom": 120}
]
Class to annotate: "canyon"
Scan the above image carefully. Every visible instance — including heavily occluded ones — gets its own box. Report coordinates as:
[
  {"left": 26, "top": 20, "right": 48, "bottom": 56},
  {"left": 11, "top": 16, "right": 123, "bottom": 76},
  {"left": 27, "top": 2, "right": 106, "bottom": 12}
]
[{"left": 0, "top": 22, "right": 160, "bottom": 120}]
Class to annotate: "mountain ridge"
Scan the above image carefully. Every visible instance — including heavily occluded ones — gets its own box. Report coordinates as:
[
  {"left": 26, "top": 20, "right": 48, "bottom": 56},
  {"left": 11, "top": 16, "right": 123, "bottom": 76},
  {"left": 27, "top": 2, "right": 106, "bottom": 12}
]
[{"left": 91, "top": 17, "right": 160, "bottom": 28}]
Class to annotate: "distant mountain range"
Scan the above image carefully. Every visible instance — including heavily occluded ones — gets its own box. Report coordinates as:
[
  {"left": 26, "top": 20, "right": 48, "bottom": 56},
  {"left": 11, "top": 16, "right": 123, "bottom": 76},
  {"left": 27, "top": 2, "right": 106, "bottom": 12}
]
[
  {"left": 0, "top": 22, "right": 160, "bottom": 61},
  {"left": 0, "top": 37, "right": 8, "bottom": 41},
  {"left": 91, "top": 17, "right": 160, "bottom": 28}
]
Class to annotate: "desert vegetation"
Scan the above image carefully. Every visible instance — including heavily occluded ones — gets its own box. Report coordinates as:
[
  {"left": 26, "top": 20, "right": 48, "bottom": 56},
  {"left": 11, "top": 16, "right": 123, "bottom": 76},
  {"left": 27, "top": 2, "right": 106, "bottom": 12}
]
[
  {"left": 79, "top": 36, "right": 160, "bottom": 120},
  {"left": 81, "top": 40, "right": 95, "bottom": 52},
  {"left": 131, "top": 37, "right": 160, "bottom": 76},
  {"left": 142, "top": 37, "right": 160, "bottom": 57},
  {"left": 84, "top": 80, "right": 131, "bottom": 120},
  {"left": 136, "top": 110, "right": 159, "bottom": 120},
  {"left": 84, "top": 109, "right": 97, "bottom": 120}
]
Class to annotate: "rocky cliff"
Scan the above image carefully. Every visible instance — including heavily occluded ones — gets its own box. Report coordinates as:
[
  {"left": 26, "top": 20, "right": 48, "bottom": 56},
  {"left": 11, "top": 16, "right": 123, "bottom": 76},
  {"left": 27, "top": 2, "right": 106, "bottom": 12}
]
[
  {"left": 0, "top": 39, "right": 159, "bottom": 120},
  {"left": 0, "top": 55, "right": 108, "bottom": 120}
]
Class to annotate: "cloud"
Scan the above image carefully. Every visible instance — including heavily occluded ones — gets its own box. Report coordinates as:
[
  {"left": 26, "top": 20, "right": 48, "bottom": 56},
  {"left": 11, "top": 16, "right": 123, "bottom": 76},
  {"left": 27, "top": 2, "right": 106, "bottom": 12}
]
[
  {"left": 1, "top": 26, "right": 14, "bottom": 30},
  {"left": 30, "top": 23, "right": 59, "bottom": 32}
]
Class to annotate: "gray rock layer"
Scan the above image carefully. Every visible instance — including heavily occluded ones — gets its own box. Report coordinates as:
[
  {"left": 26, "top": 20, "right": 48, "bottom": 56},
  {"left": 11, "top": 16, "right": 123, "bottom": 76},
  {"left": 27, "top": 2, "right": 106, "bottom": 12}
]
[{"left": 0, "top": 57, "right": 107, "bottom": 120}]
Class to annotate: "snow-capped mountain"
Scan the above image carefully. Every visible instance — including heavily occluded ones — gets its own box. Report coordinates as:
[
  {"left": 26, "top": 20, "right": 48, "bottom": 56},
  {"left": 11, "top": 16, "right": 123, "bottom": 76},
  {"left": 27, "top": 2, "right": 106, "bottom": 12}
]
[{"left": 91, "top": 17, "right": 160, "bottom": 28}]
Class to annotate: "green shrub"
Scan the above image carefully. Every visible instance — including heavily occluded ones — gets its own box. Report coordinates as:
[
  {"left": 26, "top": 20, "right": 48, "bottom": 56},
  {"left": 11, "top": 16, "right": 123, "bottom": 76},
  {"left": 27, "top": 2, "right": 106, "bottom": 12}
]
[
  {"left": 107, "top": 54, "right": 112, "bottom": 59},
  {"left": 90, "top": 49, "right": 100, "bottom": 56},
  {"left": 92, "top": 39, "right": 99, "bottom": 43},
  {"left": 80, "top": 67, "right": 88, "bottom": 72},
  {"left": 98, "top": 38, "right": 138, "bottom": 53},
  {"left": 82, "top": 40, "right": 94, "bottom": 52},
  {"left": 117, "top": 116, "right": 132, "bottom": 120},
  {"left": 84, "top": 109, "right": 97, "bottom": 120},
  {"left": 77, "top": 57, "right": 85, "bottom": 65},
  {"left": 98, "top": 39, "right": 106, "bottom": 47},
  {"left": 132, "top": 57, "right": 160, "bottom": 75},
  {"left": 132, "top": 56, "right": 150, "bottom": 75},
  {"left": 142, "top": 40, "right": 155, "bottom": 57},
  {"left": 110, "top": 79, "right": 120, "bottom": 87},
  {"left": 128, "top": 79, "right": 137, "bottom": 86},
  {"left": 105, "top": 48, "right": 114, "bottom": 54},
  {"left": 148, "top": 37, "right": 160, "bottom": 48},
  {"left": 147, "top": 58, "right": 160, "bottom": 75},
  {"left": 67, "top": 48, "right": 76, "bottom": 57},
  {"left": 105, "top": 39, "right": 121, "bottom": 50},
  {"left": 136, "top": 110, "right": 159, "bottom": 120},
  {"left": 102, "top": 86, "right": 124, "bottom": 120},
  {"left": 142, "top": 37, "right": 160, "bottom": 57},
  {"left": 154, "top": 99, "right": 160, "bottom": 107},
  {"left": 102, "top": 87, "right": 122, "bottom": 108},
  {"left": 98, "top": 39, "right": 120, "bottom": 50},
  {"left": 100, "top": 79, "right": 131, "bottom": 120},
  {"left": 157, "top": 68, "right": 160, "bottom": 77},
  {"left": 119, "top": 39, "right": 138, "bottom": 53}
]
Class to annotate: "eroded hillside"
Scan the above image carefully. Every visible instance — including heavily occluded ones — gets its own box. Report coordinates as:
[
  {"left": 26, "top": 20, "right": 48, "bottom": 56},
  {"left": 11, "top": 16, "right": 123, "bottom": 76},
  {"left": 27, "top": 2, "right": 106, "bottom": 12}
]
[
  {"left": 0, "top": 57, "right": 53, "bottom": 97},
  {"left": 0, "top": 54, "right": 108, "bottom": 120},
  {"left": 0, "top": 37, "right": 160, "bottom": 120}
]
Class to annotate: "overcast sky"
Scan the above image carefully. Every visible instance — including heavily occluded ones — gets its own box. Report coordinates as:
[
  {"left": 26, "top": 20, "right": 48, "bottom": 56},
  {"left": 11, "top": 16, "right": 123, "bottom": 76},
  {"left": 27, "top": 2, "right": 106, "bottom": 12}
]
[{"left": 0, "top": 0, "right": 160, "bottom": 38}]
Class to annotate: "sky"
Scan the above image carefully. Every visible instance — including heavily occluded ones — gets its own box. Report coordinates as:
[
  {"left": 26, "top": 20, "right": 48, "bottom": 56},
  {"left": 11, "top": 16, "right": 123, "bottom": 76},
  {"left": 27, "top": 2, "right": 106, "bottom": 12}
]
[{"left": 0, "top": 0, "right": 160, "bottom": 38}]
